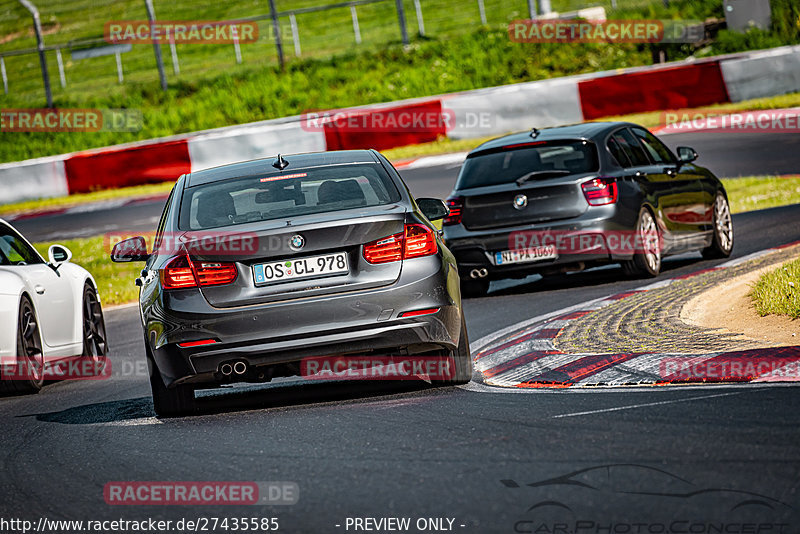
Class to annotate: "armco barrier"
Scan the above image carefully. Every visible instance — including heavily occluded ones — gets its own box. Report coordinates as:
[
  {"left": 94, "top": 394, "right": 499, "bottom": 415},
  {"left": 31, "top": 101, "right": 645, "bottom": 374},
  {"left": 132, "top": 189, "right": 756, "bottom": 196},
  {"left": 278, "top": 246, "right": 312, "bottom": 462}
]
[
  {"left": 4, "top": 46, "right": 800, "bottom": 205},
  {"left": 63, "top": 139, "right": 191, "bottom": 194},
  {"left": 188, "top": 121, "right": 326, "bottom": 172},
  {"left": 0, "top": 157, "right": 68, "bottom": 205},
  {"left": 443, "top": 76, "right": 585, "bottom": 139},
  {"left": 578, "top": 61, "right": 730, "bottom": 120},
  {"left": 322, "top": 100, "right": 446, "bottom": 151},
  {"left": 720, "top": 45, "right": 800, "bottom": 103}
]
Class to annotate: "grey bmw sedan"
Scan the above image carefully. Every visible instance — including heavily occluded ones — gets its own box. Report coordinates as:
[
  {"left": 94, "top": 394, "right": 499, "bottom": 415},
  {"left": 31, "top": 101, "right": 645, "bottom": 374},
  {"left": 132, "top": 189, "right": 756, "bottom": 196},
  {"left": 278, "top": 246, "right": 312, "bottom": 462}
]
[{"left": 111, "top": 150, "right": 471, "bottom": 416}]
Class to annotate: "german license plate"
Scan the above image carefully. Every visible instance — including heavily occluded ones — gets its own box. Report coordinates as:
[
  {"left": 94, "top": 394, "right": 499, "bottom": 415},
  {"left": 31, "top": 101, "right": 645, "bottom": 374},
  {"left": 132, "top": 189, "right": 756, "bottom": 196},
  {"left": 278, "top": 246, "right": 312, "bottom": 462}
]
[
  {"left": 253, "top": 251, "right": 349, "bottom": 285},
  {"left": 495, "top": 246, "right": 558, "bottom": 265}
]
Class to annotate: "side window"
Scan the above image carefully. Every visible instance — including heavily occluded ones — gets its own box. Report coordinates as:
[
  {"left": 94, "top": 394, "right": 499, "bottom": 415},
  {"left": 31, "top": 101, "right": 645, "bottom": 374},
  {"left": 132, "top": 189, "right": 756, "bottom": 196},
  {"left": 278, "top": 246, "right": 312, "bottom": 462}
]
[
  {"left": 632, "top": 127, "right": 675, "bottom": 164},
  {"left": 612, "top": 130, "right": 651, "bottom": 167},
  {"left": 0, "top": 225, "right": 43, "bottom": 266},
  {"left": 607, "top": 136, "right": 631, "bottom": 167},
  {"left": 153, "top": 187, "right": 176, "bottom": 253}
]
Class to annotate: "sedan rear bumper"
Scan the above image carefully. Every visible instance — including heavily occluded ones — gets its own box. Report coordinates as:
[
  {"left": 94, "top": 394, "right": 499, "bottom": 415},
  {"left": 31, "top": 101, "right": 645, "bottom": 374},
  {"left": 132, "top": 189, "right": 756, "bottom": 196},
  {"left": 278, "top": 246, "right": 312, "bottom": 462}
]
[{"left": 144, "top": 255, "right": 462, "bottom": 387}]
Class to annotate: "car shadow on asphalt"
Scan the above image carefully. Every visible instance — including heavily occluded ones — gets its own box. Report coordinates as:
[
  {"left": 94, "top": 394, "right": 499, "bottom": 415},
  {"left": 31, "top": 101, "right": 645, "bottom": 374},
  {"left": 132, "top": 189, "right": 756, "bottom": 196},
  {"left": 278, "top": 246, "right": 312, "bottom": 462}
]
[
  {"left": 484, "top": 257, "right": 704, "bottom": 299},
  {"left": 20, "top": 379, "right": 445, "bottom": 424}
]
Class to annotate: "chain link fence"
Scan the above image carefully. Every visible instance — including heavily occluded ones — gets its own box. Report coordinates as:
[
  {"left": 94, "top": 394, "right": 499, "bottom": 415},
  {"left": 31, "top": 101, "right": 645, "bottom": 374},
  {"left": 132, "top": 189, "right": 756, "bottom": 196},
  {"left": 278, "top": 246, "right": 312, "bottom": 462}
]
[{"left": 0, "top": 0, "right": 662, "bottom": 105}]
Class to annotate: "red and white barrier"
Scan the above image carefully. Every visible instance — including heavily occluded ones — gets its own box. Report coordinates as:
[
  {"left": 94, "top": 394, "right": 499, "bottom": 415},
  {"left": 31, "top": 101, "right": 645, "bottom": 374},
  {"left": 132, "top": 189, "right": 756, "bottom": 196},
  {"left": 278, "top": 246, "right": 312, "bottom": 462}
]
[{"left": 2, "top": 46, "right": 800, "bottom": 204}]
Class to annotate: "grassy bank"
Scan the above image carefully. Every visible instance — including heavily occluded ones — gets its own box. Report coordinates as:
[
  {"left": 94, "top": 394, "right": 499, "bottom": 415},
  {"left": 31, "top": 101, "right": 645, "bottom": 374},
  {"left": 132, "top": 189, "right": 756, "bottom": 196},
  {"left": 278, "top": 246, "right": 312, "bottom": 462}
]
[
  {"left": 30, "top": 174, "right": 800, "bottom": 306},
  {"left": 750, "top": 258, "right": 800, "bottom": 319}
]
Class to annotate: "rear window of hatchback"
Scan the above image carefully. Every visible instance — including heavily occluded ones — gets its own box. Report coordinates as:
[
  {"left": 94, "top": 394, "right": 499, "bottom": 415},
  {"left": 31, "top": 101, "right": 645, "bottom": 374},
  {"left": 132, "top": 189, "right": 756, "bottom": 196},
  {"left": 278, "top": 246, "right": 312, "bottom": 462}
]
[{"left": 457, "top": 140, "right": 600, "bottom": 189}]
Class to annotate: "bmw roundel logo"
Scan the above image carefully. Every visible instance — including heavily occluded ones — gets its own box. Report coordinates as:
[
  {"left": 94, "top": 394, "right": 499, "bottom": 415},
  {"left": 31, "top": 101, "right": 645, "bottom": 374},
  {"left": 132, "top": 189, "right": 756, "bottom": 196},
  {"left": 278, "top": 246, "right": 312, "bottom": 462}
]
[
  {"left": 513, "top": 194, "right": 528, "bottom": 210},
  {"left": 289, "top": 234, "right": 305, "bottom": 250}
]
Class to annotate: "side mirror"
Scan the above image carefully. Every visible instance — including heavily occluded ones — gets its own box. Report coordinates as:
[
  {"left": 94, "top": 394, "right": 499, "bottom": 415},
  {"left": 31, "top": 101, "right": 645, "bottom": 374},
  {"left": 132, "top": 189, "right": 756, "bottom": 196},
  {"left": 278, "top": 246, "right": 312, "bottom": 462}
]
[
  {"left": 110, "top": 236, "right": 149, "bottom": 262},
  {"left": 48, "top": 244, "right": 72, "bottom": 268},
  {"left": 677, "top": 146, "right": 698, "bottom": 163},
  {"left": 417, "top": 198, "right": 450, "bottom": 222}
]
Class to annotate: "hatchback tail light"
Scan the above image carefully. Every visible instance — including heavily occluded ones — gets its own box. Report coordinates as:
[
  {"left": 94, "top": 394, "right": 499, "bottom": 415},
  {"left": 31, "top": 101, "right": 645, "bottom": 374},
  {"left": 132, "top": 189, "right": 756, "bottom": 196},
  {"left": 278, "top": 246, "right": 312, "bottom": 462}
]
[
  {"left": 443, "top": 197, "right": 463, "bottom": 226},
  {"left": 160, "top": 255, "right": 238, "bottom": 289},
  {"left": 582, "top": 178, "right": 618, "bottom": 206},
  {"left": 363, "top": 224, "right": 438, "bottom": 264}
]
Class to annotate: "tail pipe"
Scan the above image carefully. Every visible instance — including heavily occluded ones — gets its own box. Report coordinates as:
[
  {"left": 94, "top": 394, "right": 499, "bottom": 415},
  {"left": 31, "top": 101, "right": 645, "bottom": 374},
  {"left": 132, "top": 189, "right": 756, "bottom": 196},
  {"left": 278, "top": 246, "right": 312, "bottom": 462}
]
[{"left": 469, "top": 268, "right": 489, "bottom": 279}]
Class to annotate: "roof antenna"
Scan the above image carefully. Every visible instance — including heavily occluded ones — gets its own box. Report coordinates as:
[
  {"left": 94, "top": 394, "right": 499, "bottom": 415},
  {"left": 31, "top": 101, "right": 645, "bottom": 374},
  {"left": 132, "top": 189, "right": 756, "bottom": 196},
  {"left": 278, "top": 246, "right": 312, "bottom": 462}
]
[
  {"left": 530, "top": 127, "right": 540, "bottom": 139},
  {"left": 273, "top": 154, "right": 289, "bottom": 170}
]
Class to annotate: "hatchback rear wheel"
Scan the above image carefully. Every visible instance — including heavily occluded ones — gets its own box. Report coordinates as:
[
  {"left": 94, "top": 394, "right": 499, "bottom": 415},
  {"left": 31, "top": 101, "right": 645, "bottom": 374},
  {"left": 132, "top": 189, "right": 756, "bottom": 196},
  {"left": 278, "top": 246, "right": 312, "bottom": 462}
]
[
  {"left": 622, "top": 207, "right": 661, "bottom": 278},
  {"left": 702, "top": 192, "right": 734, "bottom": 259}
]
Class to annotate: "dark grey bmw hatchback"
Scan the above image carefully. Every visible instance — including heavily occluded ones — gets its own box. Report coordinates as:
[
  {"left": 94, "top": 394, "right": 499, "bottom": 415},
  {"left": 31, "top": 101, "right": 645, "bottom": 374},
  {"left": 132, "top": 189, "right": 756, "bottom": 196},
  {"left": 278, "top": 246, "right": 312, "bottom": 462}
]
[{"left": 111, "top": 150, "right": 471, "bottom": 416}]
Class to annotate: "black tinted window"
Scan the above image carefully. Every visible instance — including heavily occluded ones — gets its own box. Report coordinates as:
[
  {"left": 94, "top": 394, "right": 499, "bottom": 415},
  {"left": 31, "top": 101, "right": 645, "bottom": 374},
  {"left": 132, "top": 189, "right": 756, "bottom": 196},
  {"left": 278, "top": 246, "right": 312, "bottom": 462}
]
[
  {"left": 612, "top": 130, "right": 650, "bottom": 167},
  {"left": 632, "top": 127, "right": 675, "bottom": 164},
  {"left": 179, "top": 164, "right": 401, "bottom": 230},
  {"left": 607, "top": 137, "right": 631, "bottom": 167},
  {"left": 0, "top": 225, "right": 42, "bottom": 266},
  {"left": 458, "top": 141, "right": 599, "bottom": 189}
]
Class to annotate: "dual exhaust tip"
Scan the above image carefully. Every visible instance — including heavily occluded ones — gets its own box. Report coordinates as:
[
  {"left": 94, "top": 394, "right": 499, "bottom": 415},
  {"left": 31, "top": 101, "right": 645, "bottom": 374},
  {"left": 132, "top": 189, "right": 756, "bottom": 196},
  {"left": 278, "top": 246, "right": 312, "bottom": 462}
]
[
  {"left": 469, "top": 268, "right": 489, "bottom": 279},
  {"left": 220, "top": 361, "right": 248, "bottom": 376}
]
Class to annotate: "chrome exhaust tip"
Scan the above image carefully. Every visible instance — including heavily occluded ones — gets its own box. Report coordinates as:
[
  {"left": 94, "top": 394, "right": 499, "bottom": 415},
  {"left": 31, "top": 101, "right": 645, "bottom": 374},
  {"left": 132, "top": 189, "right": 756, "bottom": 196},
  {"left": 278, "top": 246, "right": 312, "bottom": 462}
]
[
  {"left": 470, "top": 268, "right": 489, "bottom": 279},
  {"left": 233, "top": 361, "right": 247, "bottom": 375},
  {"left": 220, "top": 363, "right": 233, "bottom": 376}
]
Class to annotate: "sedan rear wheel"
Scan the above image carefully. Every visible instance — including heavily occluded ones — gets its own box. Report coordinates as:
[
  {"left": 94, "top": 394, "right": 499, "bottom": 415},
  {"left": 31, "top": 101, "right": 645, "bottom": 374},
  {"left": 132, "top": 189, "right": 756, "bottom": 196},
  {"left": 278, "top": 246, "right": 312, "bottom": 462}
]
[
  {"left": 622, "top": 207, "right": 661, "bottom": 278},
  {"left": 435, "top": 314, "right": 473, "bottom": 385},
  {"left": 702, "top": 192, "right": 734, "bottom": 259},
  {"left": 0, "top": 296, "right": 44, "bottom": 394},
  {"left": 146, "top": 341, "right": 196, "bottom": 417}
]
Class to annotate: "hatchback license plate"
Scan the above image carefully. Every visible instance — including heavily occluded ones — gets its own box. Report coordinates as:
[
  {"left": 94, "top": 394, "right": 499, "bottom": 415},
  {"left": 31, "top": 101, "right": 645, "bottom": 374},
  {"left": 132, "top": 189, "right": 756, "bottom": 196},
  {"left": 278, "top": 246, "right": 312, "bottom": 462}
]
[
  {"left": 495, "top": 246, "right": 558, "bottom": 265},
  {"left": 253, "top": 251, "right": 349, "bottom": 285}
]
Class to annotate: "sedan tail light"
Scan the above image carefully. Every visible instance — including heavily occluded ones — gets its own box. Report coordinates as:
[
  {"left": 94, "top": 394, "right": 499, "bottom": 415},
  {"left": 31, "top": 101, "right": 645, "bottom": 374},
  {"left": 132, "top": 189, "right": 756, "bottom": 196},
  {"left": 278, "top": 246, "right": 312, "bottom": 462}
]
[
  {"left": 582, "top": 178, "right": 618, "bottom": 206},
  {"left": 363, "top": 224, "right": 438, "bottom": 264},
  {"left": 443, "top": 196, "right": 463, "bottom": 226},
  {"left": 160, "top": 255, "right": 238, "bottom": 289}
]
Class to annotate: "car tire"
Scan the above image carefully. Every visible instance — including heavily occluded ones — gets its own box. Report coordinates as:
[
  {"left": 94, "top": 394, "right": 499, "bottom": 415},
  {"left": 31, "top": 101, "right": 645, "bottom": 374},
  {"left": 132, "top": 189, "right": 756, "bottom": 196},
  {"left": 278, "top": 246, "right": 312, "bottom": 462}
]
[
  {"left": 622, "top": 207, "right": 661, "bottom": 278},
  {"left": 460, "top": 278, "right": 490, "bottom": 298},
  {"left": 436, "top": 314, "right": 473, "bottom": 385},
  {"left": 0, "top": 296, "right": 44, "bottom": 394},
  {"left": 81, "top": 283, "right": 108, "bottom": 374},
  {"left": 701, "top": 192, "right": 734, "bottom": 259},
  {"left": 146, "top": 341, "right": 196, "bottom": 417}
]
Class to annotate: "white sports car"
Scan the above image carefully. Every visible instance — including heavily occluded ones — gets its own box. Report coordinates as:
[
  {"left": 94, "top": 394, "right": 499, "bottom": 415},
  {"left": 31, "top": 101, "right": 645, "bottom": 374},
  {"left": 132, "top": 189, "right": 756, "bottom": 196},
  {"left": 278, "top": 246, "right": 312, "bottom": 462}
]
[{"left": 0, "top": 219, "right": 107, "bottom": 393}]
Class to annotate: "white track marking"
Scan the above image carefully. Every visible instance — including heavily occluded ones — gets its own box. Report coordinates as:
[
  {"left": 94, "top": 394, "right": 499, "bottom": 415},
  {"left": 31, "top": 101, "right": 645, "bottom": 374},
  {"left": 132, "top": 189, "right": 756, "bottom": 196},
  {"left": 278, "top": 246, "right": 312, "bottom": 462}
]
[{"left": 551, "top": 391, "right": 742, "bottom": 418}]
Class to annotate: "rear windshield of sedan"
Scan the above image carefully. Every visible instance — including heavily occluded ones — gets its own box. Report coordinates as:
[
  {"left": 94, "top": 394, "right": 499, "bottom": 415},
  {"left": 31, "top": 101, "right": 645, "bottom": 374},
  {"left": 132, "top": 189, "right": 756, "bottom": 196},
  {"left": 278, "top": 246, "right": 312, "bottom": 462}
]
[
  {"left": 457, "top": 140, "right": 599, "bottom": 189},
  {"left": 179, "top": 163, "right": 402, "bottom": 230}
]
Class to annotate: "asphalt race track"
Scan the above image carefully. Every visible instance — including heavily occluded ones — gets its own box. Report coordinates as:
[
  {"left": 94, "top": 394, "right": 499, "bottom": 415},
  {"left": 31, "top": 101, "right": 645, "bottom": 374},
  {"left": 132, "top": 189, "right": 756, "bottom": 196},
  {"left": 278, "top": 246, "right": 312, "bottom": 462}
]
[
  {"left": 2, "top": 131, "right": 800, "bottom": 532},
  {"left": 12, "top": 130, "right": 800, "bottom": 243}
]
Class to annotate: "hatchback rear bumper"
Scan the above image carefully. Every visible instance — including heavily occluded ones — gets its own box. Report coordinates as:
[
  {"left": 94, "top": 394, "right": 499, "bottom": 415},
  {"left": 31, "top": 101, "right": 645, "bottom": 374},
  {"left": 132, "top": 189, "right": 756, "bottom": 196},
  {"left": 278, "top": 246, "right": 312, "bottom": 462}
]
[{"left": 444, "top": 205, "right": 638, "bottom": 279}]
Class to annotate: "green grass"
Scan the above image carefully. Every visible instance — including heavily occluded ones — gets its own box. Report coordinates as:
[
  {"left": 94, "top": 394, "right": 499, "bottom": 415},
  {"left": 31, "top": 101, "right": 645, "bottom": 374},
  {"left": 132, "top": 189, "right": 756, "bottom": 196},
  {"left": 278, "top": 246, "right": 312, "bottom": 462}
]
[
  {"left": 0, "top": 181, "right": 174, "bottom": 216},
  {"left": 750, "top": 258, "right": 800, "bottom": 319},
  {"left": 32, "top": 237, "right": 141, "bottom": 306},
  {"left": 721, "top": 175, "right": 800, "bottom": 214},
  {"left": 28, "top": 174, "right": 800, "bottom": 306}
]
